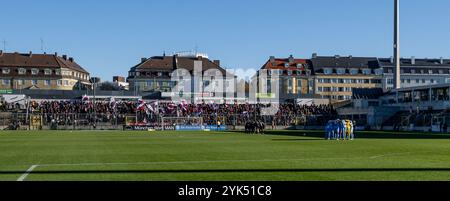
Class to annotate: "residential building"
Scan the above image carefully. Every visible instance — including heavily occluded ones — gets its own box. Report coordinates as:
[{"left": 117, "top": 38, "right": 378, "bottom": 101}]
[
  {"left": 257, "top": 55, "right": 316, "bottom": 102},
  {"left": 311, "top": 54, "right": 383, "bottom": 102},
  {"left": 379, "top": 57, "right": 450, "bottom": 92},
  {"left": 127, "top": 52, "right": 236, "bottom": 102},
  {"left": 0, "top": 51, "right": 91, "bottom": 90}
]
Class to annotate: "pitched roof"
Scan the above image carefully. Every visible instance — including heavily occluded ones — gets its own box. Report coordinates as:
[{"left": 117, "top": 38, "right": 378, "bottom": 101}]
[
  {"left": 131, "top": 55, "right": 234, "bottom": 77},
  {"left": 311, "top": 56, "right": 380, "bottom": 71},
  {"left": 261, "top": 57, "right": 310, "bottom": 70},
  {"left": 0, "top": 52, "right": 89, "bottom": 74},
  {"left": 378, "top": 58, "right": 450, "bottom": 67}
]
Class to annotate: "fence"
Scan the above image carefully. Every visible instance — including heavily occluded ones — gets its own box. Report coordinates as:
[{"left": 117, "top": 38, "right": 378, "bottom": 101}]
[{"left": 0, "top": 112, "right": 336, "bottom": 130}]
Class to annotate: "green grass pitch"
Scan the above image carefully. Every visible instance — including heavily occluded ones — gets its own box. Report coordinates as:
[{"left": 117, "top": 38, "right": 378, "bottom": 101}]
[{"left": 1, "top": 130, "right": 450, "bottom": 181}]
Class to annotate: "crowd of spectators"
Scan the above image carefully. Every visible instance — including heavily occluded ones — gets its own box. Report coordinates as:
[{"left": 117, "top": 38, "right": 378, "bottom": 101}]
[{"left": 1, "top": 100, "right": 338, "bottom": 127}]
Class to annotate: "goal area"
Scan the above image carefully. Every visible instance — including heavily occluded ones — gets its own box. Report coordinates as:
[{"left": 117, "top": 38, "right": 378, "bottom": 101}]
[{"left": 160, "top": 116, "right": 204, "bottom": 127}]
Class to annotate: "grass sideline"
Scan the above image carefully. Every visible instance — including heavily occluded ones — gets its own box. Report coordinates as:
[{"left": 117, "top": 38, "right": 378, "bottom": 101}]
[{"left": 1, "top": 130, "right": 450, "bottom": 181}]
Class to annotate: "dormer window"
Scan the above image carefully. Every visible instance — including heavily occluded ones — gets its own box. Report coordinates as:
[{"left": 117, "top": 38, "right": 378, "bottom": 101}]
[
  {"left": 375, "top": 68, "right": 384, "bottom": 75},
  {"left": 323, "top": 68, "right": 333, "bottom": 75},
  {"left": 44, "top": 69, "right": 52, "bottom": 75},
  {"left": 55, "top": 69, "right": 61, "bottom": 75},
  {"left": 336, "top": 68, "right": 346, "bottom": 75},
  {"left": 287, "top": 70, "right": 293, "bottom": 76},
  {"left": 157, "top": 72, "right": 162, "bottom": 76},
  {"left": 31, "top": 68, "right": 39, "bottom": 75},
  {"left": 410, "top": 69, "right": 416, "bottom": 74},
  {"left": 350, "top": 69, "right": 359, "bottom": 75},
  {"left": 296, "top": 63, "right": 303, "bottom": 68},
  {"left": 284, "top": 63, "right": 290, "bottom": 68},
  {"left": 18, "top": 68, "right": 26, "bottom": 75},
  {"left": 362, "top": 69, "right": 372, "bottom": 75},
  {"left": 2, "top": 68, "right": 10, "bottom": 74}
]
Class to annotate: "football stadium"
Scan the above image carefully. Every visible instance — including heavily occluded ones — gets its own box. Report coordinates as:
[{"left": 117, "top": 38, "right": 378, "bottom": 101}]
[{"left": 2, "top": 0, "right": 450, "bottom": 192}]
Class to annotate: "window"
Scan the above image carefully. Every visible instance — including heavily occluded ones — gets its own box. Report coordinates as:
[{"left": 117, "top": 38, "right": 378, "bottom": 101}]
[
  {"left": 44, "top": 80, "right": 51, "bottom": 86},
  {"left": 336, "top": 69, "right": 346, "bottom": 75},
  {"left": 284, "top": 63, "right": 290, "bottom": 68},
  {"left": 17, "top": 79, "right": 24, "bottom": 85},
  {"left": 410, "top": 69, "right": 416, "bottom": 74},
  {"left": 323, "top": 68, "right": 333, "bottom": 75},
  {"left": 32, "top": 80, "right": 38, "bottom": 85},
  {"left": 429, "top": 70, "right": 433, "bottom": 74},
  {"left": 362, "top": 69, "right": 372, "bottom": 75},
  {"left": 296, "top": 63, "right": 303, "bottom": 68},
  {"left": 18, "top": 68, "right": 26, "bottom": 75},
  {"left": 64, "top": 80, "right": 69, "bottom": 86},
  {"left": 44, "top": 69, "right": 52, "bottom": 75},
  {"left": 55, "top": 69, "right": 61, "bottom": 75},
  {"left": 2, "top": 68, "right": 10, "bottom": 74},
  {"left": 350, "top": 69, "right": 359, "bottom": 75},
  {"left": 375, "top": 69, "right": 384, "bottom": 75},
  {"left": 318, "top": 87, "right": 323, "bottom": 92},
  {"left": 2, "top": 79, "right": 10, "bottom": 85},
  {"left": 57, "top": 80, "right": 62, "bottom": 86},
  {"left": 287, "top": 70, "right": 292, "bottom": 76},
  {"left": 31, "top": 69, "right": 39, "bottom": 75}
]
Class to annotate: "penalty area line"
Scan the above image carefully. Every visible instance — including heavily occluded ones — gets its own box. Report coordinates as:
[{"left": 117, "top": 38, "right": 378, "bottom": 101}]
[{"left": 17, "top": 165, "right": 39, "bottom": 181}]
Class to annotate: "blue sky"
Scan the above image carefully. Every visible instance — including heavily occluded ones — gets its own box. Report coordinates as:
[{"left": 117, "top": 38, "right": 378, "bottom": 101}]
[{"left": 1, "top": 0, "right": 450, "bottom": 81}]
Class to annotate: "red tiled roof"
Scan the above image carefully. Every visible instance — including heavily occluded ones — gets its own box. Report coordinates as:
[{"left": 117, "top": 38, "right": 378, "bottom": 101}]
[{"left": 0, "top": 52, "right": 89, "bottom": 74}]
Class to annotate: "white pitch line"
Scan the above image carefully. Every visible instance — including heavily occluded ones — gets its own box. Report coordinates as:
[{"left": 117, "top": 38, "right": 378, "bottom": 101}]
[{"left": 17, "top": 165, "right": 39, "bottom": 181}]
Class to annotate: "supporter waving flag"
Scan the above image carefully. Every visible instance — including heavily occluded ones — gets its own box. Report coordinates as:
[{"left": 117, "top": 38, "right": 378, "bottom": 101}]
[
  {"left": 146, "top": 101, "right": 159, "bottom": 114},
  {"left": 109, "top": 97, "right": 117, "bottom": 109},
  {"left": 180, "top": 99, "right": 188, "bottom": 112},
  {"left": 136, "top": 99, "right": 146, "bottom": 111},
  {"left": 82, "top": 95, "right": 90, "bottom": 103}
]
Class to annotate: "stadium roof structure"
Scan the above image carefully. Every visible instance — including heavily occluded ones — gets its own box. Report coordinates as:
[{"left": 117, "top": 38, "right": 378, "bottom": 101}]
[
  {"left": 0, "top": 51, "right": 89, "bottom": 74},
  {"left": 352, "top": 88, "right": 385, "bottom": 100}
]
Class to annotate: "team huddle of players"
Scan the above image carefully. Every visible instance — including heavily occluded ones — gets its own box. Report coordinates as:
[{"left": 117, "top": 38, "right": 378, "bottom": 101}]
[{"left": 325, "top": 119, "right": 355, "bottom": 140}]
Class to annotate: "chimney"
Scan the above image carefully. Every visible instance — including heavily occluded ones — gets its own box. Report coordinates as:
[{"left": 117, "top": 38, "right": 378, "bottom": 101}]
[
  {"left": 390, "top": 56, "right": 394, "bottom": 63},
  {"left": 141, "top": 57, "right": 147, "bottom": 63},
  {"left": 173, "top": 54, "right": 179, "bottom": 69},
  {"left": 335, "top": 55, "right": 340, "bottom": 59},
  {"left": 440, "top": 57, "right": 444, "bottom": 65},
  {"left": 349, "top": 55, "right": 353, "bottom": 59},
  {"left": 54, "top": 52, "right": 58, "bottom": 56},
  {"left": 213, "top": 60, "right": 220, "bottom": 66},
  {"left": 0, "top": 50, "right": 2, "bottom": 56},
  {"left": 269, "top": 56, "right": 275, "bottom": 63},
  {"left": 312, "top": 53, "right": 318, "bottom": 59},
  {"left": 62, "top": 55, "right": 68, "bottom": 60},
  {"left": 69, "top": 57, "right": 74, "bottom": 62},
  {"left": 411, "top": 56, "right": 416, "bottom": 65},
  {"left": 29, "top": 51, "right": 33, "bottom": 57},
  {"left": 197, "top": 55, "right": 203, "bottom": 60},
  {"left": 288, "top": 55, "right": 294, "bottom": 63}
]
